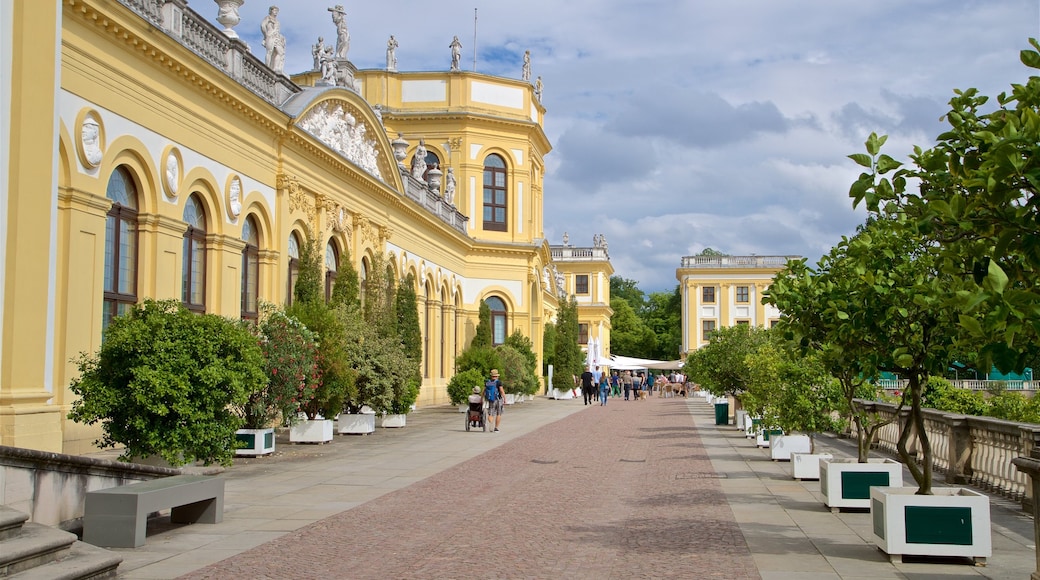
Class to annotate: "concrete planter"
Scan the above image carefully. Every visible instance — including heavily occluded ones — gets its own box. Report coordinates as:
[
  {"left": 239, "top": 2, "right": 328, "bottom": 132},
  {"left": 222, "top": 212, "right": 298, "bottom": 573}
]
[
  {"left": 870, "top": 486, "right": 991, "bottom": 565},
  {"left": 504, "top": 393, "right": 516, "bottom": 405},
  {"left": 234, "top": 428, "right": 275, "bottom": 456},
  {"left": 756, "top": 428, "right": 783, "bottom": 448},
  {"left": 338, "top": 413, "right": 376, "bottom": 435},
  {"left": 790, "top": 452, "right": 832, "bottom": 480},
  {"left": 820, "top": 457, "right": 902, "bottom": 511},
  {"left": 770, "top": 434, "right": 811, "bottom": 461},
  {"left": 551, "top": 388, "right": 576, "bottom": 400},
  {"left": 380, "top": 414, "right": 407, "bottom": 428},
  {"left": 735, "top": 409, "right": 748, "bottom": 432},
  {"left": 289, "top": 419, "right": 333, "bottom": 444},
  {"left": 745, "top": 416, "right": 761, "bottom": 439}
]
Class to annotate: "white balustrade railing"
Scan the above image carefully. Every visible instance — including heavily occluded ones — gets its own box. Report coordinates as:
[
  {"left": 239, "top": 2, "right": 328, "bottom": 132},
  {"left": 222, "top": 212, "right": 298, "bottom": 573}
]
[{"left": 852, "top": 399, "right": 1040, "bottom": 505}]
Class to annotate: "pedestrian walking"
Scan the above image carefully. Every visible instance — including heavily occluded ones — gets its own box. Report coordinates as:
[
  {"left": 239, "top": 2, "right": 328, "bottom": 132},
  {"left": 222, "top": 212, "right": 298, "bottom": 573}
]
[
  {"left": 599, "top": 371, "right": 609, "bottom": 405},
  {"left": 485, "top": 369, "right": 505, "bottom": 432},
  {"left": 623, "top": 370, "right": 633, "bottom": 400},
  {"left": 580, "top": 365, "right": 595, "bottom": 405}
]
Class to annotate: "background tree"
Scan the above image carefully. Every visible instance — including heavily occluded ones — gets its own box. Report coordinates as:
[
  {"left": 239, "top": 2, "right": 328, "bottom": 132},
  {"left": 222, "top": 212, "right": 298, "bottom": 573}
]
[
  {"left": 329, "top": 245, "right": 360, "bottom": 308},
  {"left": 471, "top": 301, "right": 493, "bottom": 349},
  {"left": 684, "top": 324, "right": 770, "bottom": 399},
  {"left": 552, "top": 296, "right": 584, "bottom": 392},
  {"left": 644, "top": 288, "right": 682, "bottom": 359},
  {"left": 542, "top": 321, "right": 556, "bottom": 377},
  {"left": 391, "top": 273, "right": 422, "bottom": 414},
  {"left": 609, "top": 298, "right": 656, "bottom": 358},
  {"left": 610, "top": 276, "right": 645, "bottom": 308}
]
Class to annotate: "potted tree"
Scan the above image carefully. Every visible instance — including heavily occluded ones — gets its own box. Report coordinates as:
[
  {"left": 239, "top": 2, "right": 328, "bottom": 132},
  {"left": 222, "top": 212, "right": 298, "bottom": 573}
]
[
  {"left": 550, "top": 297, "right": 583, "bottom": 400},
  {"left": 744, "top": 336, "right": 842, "bottom": 474},
  {"left": 496, "top": 344, "right": 537, "bottom": 405},
  {"left": 237, "top": 305, "right": 321, "bottom": 454},
  {"left": 381, "top": 272, "right": 423, "bottom": 428},
  {"left": 68, "top": 299, "right": 266, "bottom": 467},
  {"left": 287, "top": 233, "right": 352, "bottom": 443},
  {"left": 448, "top": 369, "right": 484, "bottom": 411},
  {"left": 826, "top": 127, "right": 995, "bottom": 562}
]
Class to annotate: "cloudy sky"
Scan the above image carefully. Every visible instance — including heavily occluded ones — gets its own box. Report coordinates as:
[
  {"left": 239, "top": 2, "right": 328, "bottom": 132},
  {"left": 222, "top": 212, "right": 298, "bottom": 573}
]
[{"left": 229, "top": 1, "right": 1038, "bottom": 293}]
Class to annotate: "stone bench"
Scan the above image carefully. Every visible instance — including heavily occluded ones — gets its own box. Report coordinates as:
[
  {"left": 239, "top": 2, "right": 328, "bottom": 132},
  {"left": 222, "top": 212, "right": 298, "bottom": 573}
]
[{"left": 83, "top": 474, "right": 224, "bottom": 548}]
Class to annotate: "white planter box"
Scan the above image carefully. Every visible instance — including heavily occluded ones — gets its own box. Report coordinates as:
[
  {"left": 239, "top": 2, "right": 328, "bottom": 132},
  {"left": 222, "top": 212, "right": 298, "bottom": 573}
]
[
  {"left": 338, "top": 413, "right": 376, "bottom": 435},
  {"left": 756, "top": 428, "right": 782, "bottom": 448},
  {"left": 289, "top": 419, "right": 333, "bottom": 444},
  {"left": 235, "top": 428, "right": 276, "bottom": 456},
  {"left": 745, "top": 416, "right": 761, "bottom": 439},
  {"left": 820, "top": 457, "right": 903, "bottom": 511},
  {"left": 735, "top": 410, "right": 748, "bottom": 432},
  {"left": 870, "top": 486, "right": 991, "bottom": 565},
  {"left": 504, "top": 393, "right": 516, "bottom": 405},
  {"left": 459, "top": 404, "right": 468, "bottom": 413},
  {"left": 770, "top": 434, "right": 811, "bottom": 460},
  {"left": 380, "top": 413, "right": 407, "bottom": 428},
  {"left": 551, "top": 388, "right": 576, "bottom": 400},
  {"left": 790, "top": 452, "right": 832, "bottom": 480}
]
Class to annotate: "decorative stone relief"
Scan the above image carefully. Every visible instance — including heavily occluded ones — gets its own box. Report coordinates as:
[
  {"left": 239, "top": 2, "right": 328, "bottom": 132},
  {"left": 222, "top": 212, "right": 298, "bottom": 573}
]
[
  {"left": 298, "top": 100, "right": 385, "bottom": 182},
  {"left": 226, "top": 174, "right": 242, "bottom": 219},
  {"left": 77, "top": 111, "right": 104, "bottom": 169},
  {"left": 280, "top": 174, "right": 316, "bottom": 228},
  {"left": 161, "top": 146, "right": 182, "bottom": 199}
]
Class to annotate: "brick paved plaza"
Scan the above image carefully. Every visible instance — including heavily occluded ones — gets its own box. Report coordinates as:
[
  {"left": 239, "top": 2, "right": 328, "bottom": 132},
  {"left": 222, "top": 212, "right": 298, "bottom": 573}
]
[{"left": 107, "top": 395, "right": 1036, "bottom": 579}]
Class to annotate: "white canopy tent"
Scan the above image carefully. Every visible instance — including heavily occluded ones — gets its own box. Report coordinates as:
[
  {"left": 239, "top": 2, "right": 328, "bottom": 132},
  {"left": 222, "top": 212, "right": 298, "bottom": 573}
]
[{"left": 608, "top": 355, "right": 684, "bottom": 371}]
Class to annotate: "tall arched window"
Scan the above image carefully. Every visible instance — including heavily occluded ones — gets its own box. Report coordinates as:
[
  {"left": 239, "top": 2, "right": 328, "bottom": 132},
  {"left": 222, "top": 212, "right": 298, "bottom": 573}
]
[
  {"left": 241, "top": 216, "right": 260, "bottom": 320},
  {"left": 359, "top": 257, "right": 369, "bottom": 306},
  {"left": 181, "top": 194, "right": 206, "bottom": 313},
  {"left": 286, "top": 232, "right": 300, "bottom": 305},
  {"left": 325, "top": 241, "right": 339, "bottom": 302},
  {"left": 103, "top": 166, "right": 138, "bottom": 331},
  {"left": 485, "top": 296, "right": 507, "bottom": 346},
  {"left": 424, "top": 281, "right": 432, "bottom": 378},
  {"left": 482, "top": 154, "right": 507, "bottom": 231}
]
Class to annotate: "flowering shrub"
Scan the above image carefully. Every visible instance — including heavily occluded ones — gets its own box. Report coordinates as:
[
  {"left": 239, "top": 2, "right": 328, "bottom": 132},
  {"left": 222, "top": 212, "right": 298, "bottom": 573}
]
[{"left": 248, "top": 307, "right": 322, "bottom": 426}]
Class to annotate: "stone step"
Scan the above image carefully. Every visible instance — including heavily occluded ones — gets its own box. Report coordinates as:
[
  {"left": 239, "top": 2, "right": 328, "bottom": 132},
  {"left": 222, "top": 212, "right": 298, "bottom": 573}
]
[
  {"left": 0, "top": 505, "right": 30, "bottom": 541},
  {"left": 7, "top": 541, "right": 122, "bottom": 580},
  {"left": 0, "top": 522, "right": 76, "bottom": 575}
]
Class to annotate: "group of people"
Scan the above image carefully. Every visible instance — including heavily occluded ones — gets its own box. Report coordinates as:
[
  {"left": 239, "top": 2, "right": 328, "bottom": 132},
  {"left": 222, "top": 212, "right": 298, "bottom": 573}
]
[
  {"left": 577, "top": 367, "right": 688, "bottom": 405},
  {"left": 468, "top": 369, "right": 505, "bottom": 432}
]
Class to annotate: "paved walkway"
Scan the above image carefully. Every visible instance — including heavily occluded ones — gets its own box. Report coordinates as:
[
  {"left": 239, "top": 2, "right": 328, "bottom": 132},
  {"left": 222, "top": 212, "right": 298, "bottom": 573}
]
[{"left": 104, "top": 394, "right": 1038, "bottom": 579}]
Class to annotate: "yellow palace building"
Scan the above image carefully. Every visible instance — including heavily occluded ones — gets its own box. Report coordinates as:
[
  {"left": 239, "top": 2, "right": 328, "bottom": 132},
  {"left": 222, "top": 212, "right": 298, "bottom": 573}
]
[
  {"left": 1, "top": 1, "right": 611, "bottom": 454},
  {"left": 676, "top": 254, "right": 798, "bottom": 353}
]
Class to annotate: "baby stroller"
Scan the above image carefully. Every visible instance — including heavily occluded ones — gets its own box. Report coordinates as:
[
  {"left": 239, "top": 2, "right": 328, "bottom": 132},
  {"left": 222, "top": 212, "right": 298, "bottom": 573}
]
[{"left": 465, "top": 396, "right": 487, "bottom": 432}]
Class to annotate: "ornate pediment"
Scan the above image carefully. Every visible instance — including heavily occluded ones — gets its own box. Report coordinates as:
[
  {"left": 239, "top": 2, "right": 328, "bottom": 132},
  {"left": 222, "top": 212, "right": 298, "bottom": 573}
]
[{"left": 298, "top": 100, "right": 385, "bottom": 182}]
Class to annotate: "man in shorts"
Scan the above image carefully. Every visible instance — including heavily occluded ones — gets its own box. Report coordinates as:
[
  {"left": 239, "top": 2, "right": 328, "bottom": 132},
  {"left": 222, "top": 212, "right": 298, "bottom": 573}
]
[{"left": 485, "top": 369, "right": 505, "bottom": 432}]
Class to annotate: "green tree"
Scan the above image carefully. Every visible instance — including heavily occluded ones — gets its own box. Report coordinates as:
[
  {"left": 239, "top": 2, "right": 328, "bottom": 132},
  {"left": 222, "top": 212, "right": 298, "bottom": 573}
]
[
  {"left": 609, "top": 298, "right": 656, "bottom": 358},
  {"left": 552, "top": 296, "right": 584, "bottom": 391},
  {"left": 848, "top": 41, "right": 1040, "bottom": 375},
  {"left": 684, "top": 324, "right": 771, "bottom": 399},
  {"left": 287, "top": 233, "right": 355, "bottom": 420},
  {"left": 505, "top": 329, "right": 538, "bottom": 383},
  {"left": 609, "top": 275, "right": 646, "bottom": 310},
  {"left": 330, "top": 245, "right": 360, "bottom": 308},
  {"left": 392, "top": 273, "right": 422, "bottom": 414},
  {"left": 542, "top": 321, "right": 556, "bottom": 376},
  {"left": 363, "top": 252, "right": 396, "bottom": 333},
  {"left": 644, "top": 288, "right": 682, "bottom": 359},
  {"left": 471, "top": 301, "right": 493, "bottom": 348},
  {"left": 68, "top": 300, "right": 266, "bottom": 466}
]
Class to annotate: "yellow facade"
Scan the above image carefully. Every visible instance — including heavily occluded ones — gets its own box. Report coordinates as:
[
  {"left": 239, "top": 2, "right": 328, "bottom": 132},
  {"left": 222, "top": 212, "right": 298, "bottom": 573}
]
[
  {"left": 676, "top": 255, "right": 797, "bottom": 354},
  {"left": 0, "top": 0, "right": 609, "bottom": 454},
  {"left": 551, "top": 242, "right": 614, "bottom": 365}
]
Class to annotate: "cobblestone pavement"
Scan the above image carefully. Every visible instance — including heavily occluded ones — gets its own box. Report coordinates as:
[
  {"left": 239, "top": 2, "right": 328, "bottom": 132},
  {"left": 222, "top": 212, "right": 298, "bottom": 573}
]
[{"left": 183, "top": 397, "right": 759, "bottom": 579}]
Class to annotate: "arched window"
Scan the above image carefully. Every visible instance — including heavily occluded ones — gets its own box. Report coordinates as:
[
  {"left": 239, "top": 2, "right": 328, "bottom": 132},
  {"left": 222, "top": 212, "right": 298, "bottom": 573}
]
[
  {"left": 482, "top": 154, "right": 507, "bottom": 231},
  {"left": 325, "top": 241, "right": 339, "bottom": 303},
  {"left": 485, "top": 296, "right": 507, "bottom": 346},
  {"left": 241, "top": 216, "right": 260, "bottom": 320},
  {"left": 181, "top": 194, "right": 206, "bottom": 313},
  {"left": 103, "top": 166, "right": 138, "bottom": 330},
  {"left": 424, "top": 281, "right": 432, "bottom": 379},
  {"left": 359, "top": 257, "right": 369, "bottom": 306},
  {"left": 286, "top": 232, "right": 300, "bottom": 306}
]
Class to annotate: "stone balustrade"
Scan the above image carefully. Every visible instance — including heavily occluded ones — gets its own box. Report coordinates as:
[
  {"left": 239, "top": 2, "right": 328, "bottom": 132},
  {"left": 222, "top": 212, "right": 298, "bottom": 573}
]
[{"left": 852, "top": 399, "right": 1040, "bottom": 508}]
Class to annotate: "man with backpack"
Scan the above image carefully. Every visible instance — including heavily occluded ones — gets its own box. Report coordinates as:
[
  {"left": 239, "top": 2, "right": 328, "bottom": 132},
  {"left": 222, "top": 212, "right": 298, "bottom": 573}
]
[{"left": 485, "top": 369, "right": 505, "bottom": 432}]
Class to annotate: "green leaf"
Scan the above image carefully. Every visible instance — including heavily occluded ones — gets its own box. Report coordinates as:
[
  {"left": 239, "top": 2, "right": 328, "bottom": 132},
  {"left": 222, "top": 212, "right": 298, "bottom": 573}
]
[
  {"left": 987, "top": 260, "right": 1009, "bottom": 294},
  {"left": 848, "top": 153, "right": 873, "bottom": 168}
]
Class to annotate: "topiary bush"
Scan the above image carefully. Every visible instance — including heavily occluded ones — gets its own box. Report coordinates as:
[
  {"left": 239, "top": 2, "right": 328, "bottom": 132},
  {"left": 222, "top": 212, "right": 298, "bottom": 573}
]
[
  {"left": 68, "top": 299, "right": 266, "bottom": 466},
  {"left": 447, "top": 369, "right": 485, "bottom": 405}
]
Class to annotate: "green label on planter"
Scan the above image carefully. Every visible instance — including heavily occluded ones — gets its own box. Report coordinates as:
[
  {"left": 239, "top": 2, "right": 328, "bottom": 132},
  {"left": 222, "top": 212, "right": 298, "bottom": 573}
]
[
  {"left": 905, "top": 506, "right": 972, "bottom": 545},
  {"left": 840, "top": 471, "right": 890, "bottom": 500},
  {"left": 235, "top": 432, "right": 256, "bottom": 447},
  {"left": 264, "top": 431, "right": 274, "bottom": 447}
]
